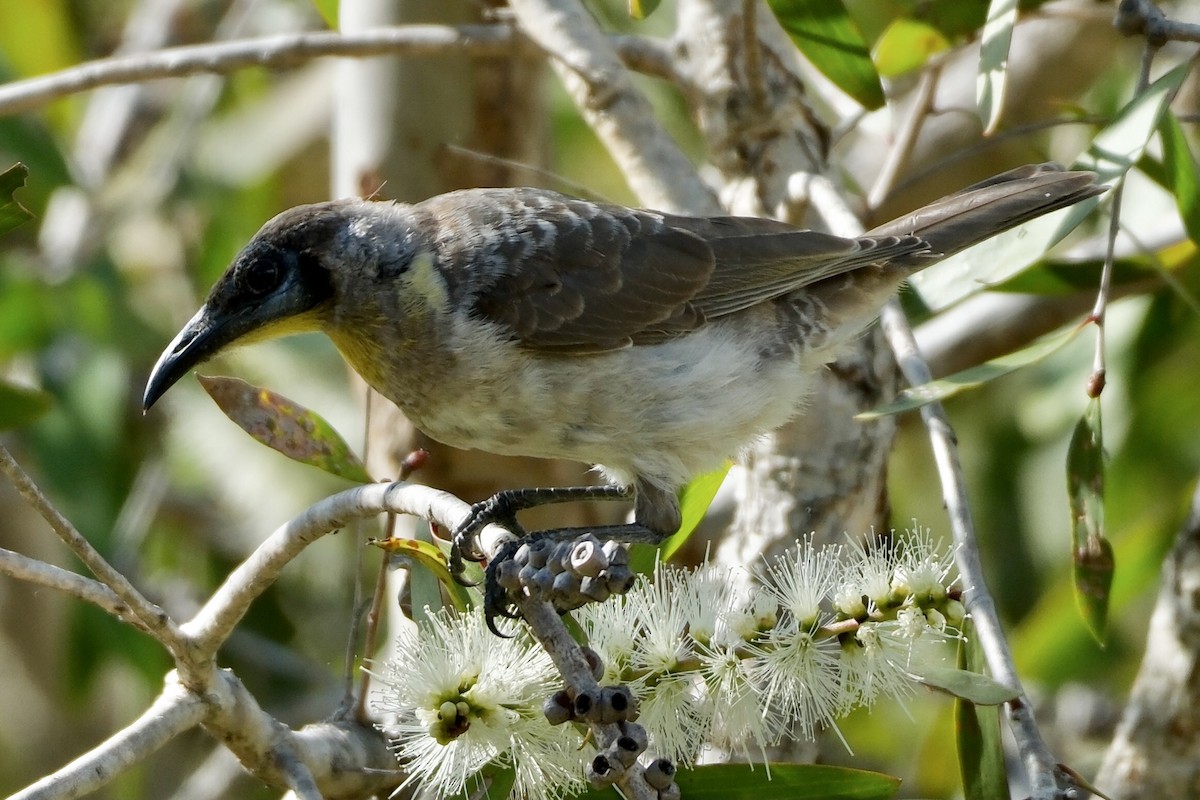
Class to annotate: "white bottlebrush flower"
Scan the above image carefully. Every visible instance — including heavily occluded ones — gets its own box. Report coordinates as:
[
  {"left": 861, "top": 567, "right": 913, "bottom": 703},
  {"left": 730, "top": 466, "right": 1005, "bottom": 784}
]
[
  {"left": 374, "top": 607, "right": 586, "bottom": 800},
  {"left": 889, "top": 526, "right": 958, "bottom": 604},
  {"left": 757, "top": 537, "right": 842, "bottom": 628},
  {"left": 746, "top": 615, "right": 846, "bottom": 737},
  {"left": 832, "top": 533, "right": 898, "bottom": 619}
]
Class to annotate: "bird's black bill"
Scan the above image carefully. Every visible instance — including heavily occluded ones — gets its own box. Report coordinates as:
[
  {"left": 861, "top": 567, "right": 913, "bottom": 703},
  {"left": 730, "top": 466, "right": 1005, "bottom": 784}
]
[{"left": 143, "top": 306, "right": 232, "bottom": 411}]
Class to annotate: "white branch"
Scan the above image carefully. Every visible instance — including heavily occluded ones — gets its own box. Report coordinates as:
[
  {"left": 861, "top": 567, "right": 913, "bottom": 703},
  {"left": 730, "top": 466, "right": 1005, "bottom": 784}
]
[
  {"left": 507, "top": 0, "right": 720, "bottom": 214},
  {"left": 0, "top": 547, "right": 162, "bottom": 636},
  {"left": 10, "top": 675, "right": 205, "bottom": 800},
  {"left": 879, "top": 302, "right": 1074, "bottom": 800}
]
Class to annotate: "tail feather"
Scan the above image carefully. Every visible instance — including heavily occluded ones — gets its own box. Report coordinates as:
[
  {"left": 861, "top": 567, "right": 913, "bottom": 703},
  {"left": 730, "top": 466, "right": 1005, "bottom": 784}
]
[{"left": 867, "top": 163, "right": 1105, "bottom": 263}]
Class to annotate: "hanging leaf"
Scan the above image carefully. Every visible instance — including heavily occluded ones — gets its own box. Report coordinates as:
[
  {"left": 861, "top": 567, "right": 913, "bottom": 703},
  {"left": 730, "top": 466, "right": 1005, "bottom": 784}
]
[
  {"left": 0, "top": 163, "right": 33, "bottom": 237},
  {"left": 1067, "top": 398, "right": 1112, "bottom": 643},
  {"left": 1156, "top": 112, "right": 1200, "bottom": 245},
  {"left": 0, "top": 378, "right": 52, "bottom": 430},
  {"left": 310, "top": 0, "right": 338, "bottom": 29},
  {"left": 198, "top": 375, "right": 373, "bottom": 484},
  {"left": 919, "top": 665, "right": 1019, "bottom": 705},
  {"left": 859, "top": 324, "right": 1081, "bottom": 418},
  {"left": 976, "top": 0, "right": 1018, "bottom": 134},
  {"left": 956, "top": 621, "right": 1010, "bottom": 800},
  {"left": 768, "top": 0, "right": 885, "bottom": 110}
]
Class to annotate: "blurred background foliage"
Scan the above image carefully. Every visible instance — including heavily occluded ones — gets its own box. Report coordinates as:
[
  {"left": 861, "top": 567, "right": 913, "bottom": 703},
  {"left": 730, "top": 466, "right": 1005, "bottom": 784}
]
[{"left": 0, "top": 0, "right": 1196, "bottom": 798}]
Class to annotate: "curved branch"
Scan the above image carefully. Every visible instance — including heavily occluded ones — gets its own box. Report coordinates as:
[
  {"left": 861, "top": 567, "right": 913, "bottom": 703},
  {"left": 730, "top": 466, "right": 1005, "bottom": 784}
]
[
  {"left": 10, "top": 675, "right": 205, "bottom": 800},
  {"left": 179, "top": 482, "right": 511, "bottom": 661}
]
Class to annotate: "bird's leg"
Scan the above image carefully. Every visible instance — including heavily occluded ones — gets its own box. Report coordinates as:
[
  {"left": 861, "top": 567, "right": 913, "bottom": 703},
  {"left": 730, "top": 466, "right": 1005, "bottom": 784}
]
[{"left": 450, "top": 484, "right": 633, "bottom": 575}]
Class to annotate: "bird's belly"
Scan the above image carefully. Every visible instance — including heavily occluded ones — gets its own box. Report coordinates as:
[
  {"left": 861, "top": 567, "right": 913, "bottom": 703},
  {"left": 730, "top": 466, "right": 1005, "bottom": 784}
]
[{"left": 408, "top": 323, "right": 820, "bottom": 488}]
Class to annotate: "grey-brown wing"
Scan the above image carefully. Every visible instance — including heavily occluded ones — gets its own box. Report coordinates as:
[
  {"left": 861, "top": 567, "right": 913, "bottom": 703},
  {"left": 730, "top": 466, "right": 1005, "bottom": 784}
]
[
  {"left": 662, "top": 213, "right": 932, "bottom": 318},
  {"left": 419, "top": 188, "right": 716, "bottom": 351},
  {"left": 419, "top": 188, "right": 929, "bottom": 350}
]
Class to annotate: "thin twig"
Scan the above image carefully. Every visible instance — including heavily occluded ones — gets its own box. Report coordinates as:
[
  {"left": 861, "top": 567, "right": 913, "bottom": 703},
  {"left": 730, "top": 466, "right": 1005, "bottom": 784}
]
[
  {"left": 0, "top": 547, "right": 161, "bottom": 636},
  {"left": 10, "top": 675, "right": 206, "bottom": 800},
  {"left": 0, "top": 25, "right": 679, "bottom": 120},
  {"left": 1087, "top": 42, "right": 1156, "bottom": 398},
  {"left": 868, "top": 62, "right": 941, "bottom": 209},
  {"left": 1115, "top": 0, "right": 1200, "bottom": 44},
  {"left": 880, "top": 302, "right": 1074, "bottom": 800},
  {"left": 0, "top": 444, "right": 183, "bottom": 651}
]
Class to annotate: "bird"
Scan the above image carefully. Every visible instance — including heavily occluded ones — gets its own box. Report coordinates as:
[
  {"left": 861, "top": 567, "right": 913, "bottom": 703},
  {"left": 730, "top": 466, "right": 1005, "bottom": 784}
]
[{"left": 144, "top": 163, "right": 1102, "bottom": 572}]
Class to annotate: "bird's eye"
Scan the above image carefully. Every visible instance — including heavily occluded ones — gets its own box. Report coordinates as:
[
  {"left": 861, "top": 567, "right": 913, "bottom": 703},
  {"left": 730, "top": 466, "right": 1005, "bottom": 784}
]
[{"left": 243, "top": 260, "right": 282, "bottom": 297}]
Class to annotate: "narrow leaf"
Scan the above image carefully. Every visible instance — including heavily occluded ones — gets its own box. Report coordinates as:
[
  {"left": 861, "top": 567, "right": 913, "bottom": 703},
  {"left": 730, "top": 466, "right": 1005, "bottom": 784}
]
[
  {"left": 372, "top": 532, "right": 472, "bottom": 613},
  {"left": 575, "top": 763, "right": 900, "bottom": 800},
  {"left": 1156, "top": 112, "right": 1200, "bottom": 245},
  {"left": 956, "top": 620, "right": 1010, "bottom": 800},
  {"left": 1067, "top": 398, "right": 1112, "bottom": 643},
  {"left": 976, "top": 0, "right": 1018, "bottom": 134},
  {"left": 0, "top": 163, "right": 33, "bottom": 237},
  {"left": 919, "top": 666, "right": 1019, "bottom": 705},
  {"left": 768, "top": 0, "right": 885, "bottom": 110},
  {"left": 0, "top": 378, "right": 52, "bottom": 430},
  {"left": 198, "top": 375, "right": 373, "bottom": 484},
  {"left": 1078, "top": 61, "right": 1189, "bottom": 183},
  {"left": 859, "top": 325, "right": 1080, "bottom": 418},
  {"left": 914, "top": 63, "right": 1185, "bottom": 311}
]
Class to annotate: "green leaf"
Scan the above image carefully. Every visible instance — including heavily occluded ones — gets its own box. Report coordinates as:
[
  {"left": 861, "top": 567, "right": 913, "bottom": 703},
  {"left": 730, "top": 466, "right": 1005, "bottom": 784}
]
[
  {"left": 311, "top": 0, "right": 338, "bottom": 29},
  {"left": 1078, "top": 61, "right": 1189, "bottom": 183},
  {"left": 919, "top": 666, "right": 1019, "bottom": 705},
  {"left": 914, "top": 63, "right": 1185, "bottom": 311},
  {"left": 873, "top": 18, "right": 950, "bottom": 78},
  {"left": 0, "top": 163, "right": 33, "bottom": 236},
  {"left": 1067, "top": 398, "right": 1112, "bottom": 643},
  {"left": 859, "top": 325, "right": 1081, "bottom": 418},
  {"left": 630, "top": 463, "right": 729, "bottom": 573},
  {"left": 976, "top": 0, "right": 1017, "bottom": 134},
  {"left": 956, "top": 620, "right": 1010, "bottom": 800},
  {"left": 768, "top": 0, "right": 885, "bottom": 110},
  {"left": 0, "top": 377, "right": 52, "bottom": 430},
  {"left": 1156, "top": 112, "right": 1200, "bottom": 245},
  {"left": 197, "top": 375, "right": 373, "bottom": 484},
  {"left": 373, "top": 530, "right": 472, "bottom": 614},
  {"left": 628, "top": 0, "right": 662, "bottom": 20},
  {"left": 574, "top": 763, "right": 900, "bottom": 800}
]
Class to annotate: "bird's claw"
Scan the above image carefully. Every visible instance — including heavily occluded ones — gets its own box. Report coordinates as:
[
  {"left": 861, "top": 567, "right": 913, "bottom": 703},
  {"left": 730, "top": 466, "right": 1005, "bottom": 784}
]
[
  {"left": 479, "top": 530, "right": 639, "bottom": 636},
  {"left": 449, "top": 494, "right": 526, "bottom": 584}
]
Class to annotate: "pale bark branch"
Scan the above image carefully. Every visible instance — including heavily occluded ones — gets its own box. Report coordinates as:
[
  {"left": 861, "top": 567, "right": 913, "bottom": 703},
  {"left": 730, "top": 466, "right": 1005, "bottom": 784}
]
[
  {"left": 507, "top": 0, "right": 720, "bottom": 214},
  {"left": 10, "top": 676, "right": 206, "bottom": 800},
  {"left": 0, "top": 546, "right": 161, "bottom": 636}
]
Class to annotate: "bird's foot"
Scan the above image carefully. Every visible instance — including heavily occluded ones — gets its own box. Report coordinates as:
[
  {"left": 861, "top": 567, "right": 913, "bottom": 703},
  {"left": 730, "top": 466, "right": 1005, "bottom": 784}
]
[
  {"left": 482, "top": 523, "right": 662, "bottom": 636},
  {"left": 449, "top": 485, "right": 633, "bottom": 582}
]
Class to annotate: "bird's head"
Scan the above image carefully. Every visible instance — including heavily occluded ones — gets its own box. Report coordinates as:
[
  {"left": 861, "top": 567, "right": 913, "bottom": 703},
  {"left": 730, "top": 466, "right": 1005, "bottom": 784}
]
[{"left": 142, "top": 201, "right": 362, "bottom": 411}]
